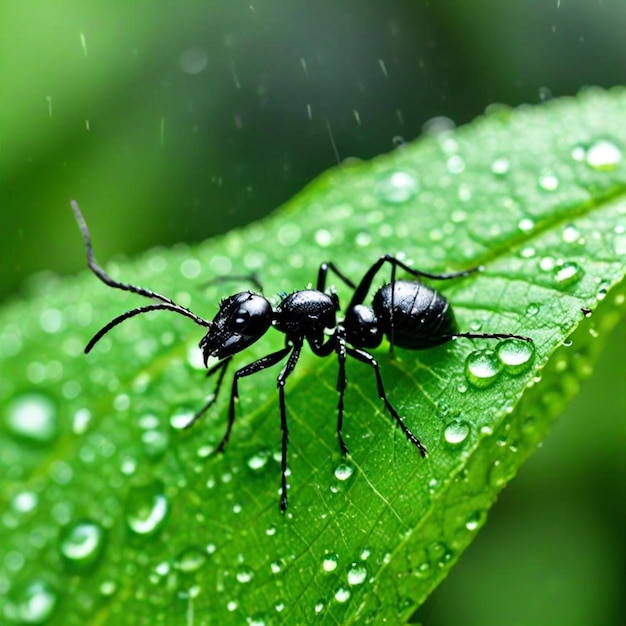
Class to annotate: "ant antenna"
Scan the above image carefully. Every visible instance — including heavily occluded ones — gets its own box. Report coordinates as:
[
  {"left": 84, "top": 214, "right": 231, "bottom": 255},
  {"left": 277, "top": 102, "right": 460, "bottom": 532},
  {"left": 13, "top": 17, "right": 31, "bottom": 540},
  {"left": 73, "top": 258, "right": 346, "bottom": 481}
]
[{"left": 71, "top": 200, "right": 211, "bottom": 352}]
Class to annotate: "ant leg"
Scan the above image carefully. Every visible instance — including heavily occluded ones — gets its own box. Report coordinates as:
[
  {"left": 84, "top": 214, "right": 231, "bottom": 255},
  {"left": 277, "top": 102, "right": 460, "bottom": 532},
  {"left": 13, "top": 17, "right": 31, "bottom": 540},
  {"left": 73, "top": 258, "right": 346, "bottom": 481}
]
[
  {"left": 276, "top": 342, "right": 303, "bottom": 512},
  {"left": 348, "top": 254, "right": 481, "bottom": 310},
  {"left": 183, "top": 357, "right": 233, "bottom": 429},
  {"left": 346, "top": 346, "right": 428, "bottom": 457},
  {"left": 216, "top": 346, "right": 292, "bottom": 454},
  {"left": 317, "top": 262, "right": 357, "bottom": 291},
  {"left": 334, "top": 332, "right": 349, "bottom": 455}
]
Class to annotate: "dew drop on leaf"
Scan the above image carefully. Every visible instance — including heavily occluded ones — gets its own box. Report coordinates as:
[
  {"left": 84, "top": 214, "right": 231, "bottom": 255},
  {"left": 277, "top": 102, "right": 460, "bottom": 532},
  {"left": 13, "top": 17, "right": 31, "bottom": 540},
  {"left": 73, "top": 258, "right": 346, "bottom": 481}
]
[
  {"left": 4, "top": 579, "right": 58, "bottom": 624},
  {"left": 496, "top": 338, "right": 535, "bottom": 374},
  {"left": 235, "top": 566, "right": 254, "bottom": 584},
  {"left": 5, "top": 393, "right": 58, "bottom": 443},
  {"left": 322, "top": 553, "right": 338, "bottom": 572},
  {"left": 333, "top": 463, "right": 354, "bottom": 481},
  {"left": 537, "top": 170, "right": 559, "bottom": 191},
  {"left": 126, "top": 482, "right": 169, "bottom": 535},
  {"left": 443, "top": 421, "right": 470, "bottom": 446},
  {"left": 59, "top": 520, "right": 106, "bottom": 568},
  {"left": 554, "top": 262, "right": 583, "bottom": 287},
  {"left": 464, "top": 350, "right": 503, "bottom": 388},
  {"left": 346, "top": 564, "right": 367, "bottom": 586},
  {"left": 490, "top": 156, "right": 510, "bottom": 176},
  {"left": 174, "top": 547, "right": 207, "bottom": 573},
  {"left": 584, "top": 138, "right": 623, "bottom": 170},
  {"left": 334, "top": 587, "right": 350, "bottom": 603},
  {"left": 375, "top": 170, "right": 418, "bottom": 204}
]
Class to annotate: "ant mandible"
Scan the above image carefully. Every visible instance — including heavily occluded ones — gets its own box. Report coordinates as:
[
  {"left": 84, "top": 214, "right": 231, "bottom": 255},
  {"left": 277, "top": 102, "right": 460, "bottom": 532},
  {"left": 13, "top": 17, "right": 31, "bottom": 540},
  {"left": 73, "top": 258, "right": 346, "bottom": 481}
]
[{"left": 71, "top": 200, "right": 532, "bottom": 512}]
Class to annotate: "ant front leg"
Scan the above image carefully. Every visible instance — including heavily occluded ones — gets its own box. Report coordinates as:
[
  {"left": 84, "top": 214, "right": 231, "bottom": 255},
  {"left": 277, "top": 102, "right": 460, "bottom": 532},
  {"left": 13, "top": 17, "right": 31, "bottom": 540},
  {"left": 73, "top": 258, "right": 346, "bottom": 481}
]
[
  {"left": 215, "top": 347, "right": 292, "bottom": 453},
  {"left": 183, "top": 357, "right": 233, "bottom": 429}
]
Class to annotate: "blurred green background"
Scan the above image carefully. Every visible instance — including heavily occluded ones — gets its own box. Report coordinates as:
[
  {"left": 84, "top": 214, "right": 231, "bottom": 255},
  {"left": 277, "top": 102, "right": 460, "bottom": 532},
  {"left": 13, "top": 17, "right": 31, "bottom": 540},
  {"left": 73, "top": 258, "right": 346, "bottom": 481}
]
[{"left": 1, "top": 1, "right": 624, "bottom": 624}]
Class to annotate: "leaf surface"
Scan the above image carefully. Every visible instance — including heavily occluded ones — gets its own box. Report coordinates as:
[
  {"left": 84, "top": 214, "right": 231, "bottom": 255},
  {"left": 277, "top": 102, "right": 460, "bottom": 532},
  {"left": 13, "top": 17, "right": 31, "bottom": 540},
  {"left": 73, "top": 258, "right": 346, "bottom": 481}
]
[{"left": 1, "top": 88, "right": 625, "bottom": 625}]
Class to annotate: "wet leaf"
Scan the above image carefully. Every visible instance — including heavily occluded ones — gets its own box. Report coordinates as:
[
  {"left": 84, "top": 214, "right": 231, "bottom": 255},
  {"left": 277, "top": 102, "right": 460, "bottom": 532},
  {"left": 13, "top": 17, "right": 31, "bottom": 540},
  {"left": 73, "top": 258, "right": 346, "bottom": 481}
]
[{"left": 1, "top": 87, "right": 625, "bottom": 624}]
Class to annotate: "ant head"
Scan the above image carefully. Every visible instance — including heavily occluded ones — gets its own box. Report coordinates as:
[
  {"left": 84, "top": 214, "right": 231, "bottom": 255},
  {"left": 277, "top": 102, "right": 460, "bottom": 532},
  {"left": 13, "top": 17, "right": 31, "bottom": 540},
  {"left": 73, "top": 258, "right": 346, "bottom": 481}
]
[
  {"left": 199, "top": 292, "right": 272, "bottom": 362},
  {"left": 343, "top": 304, "right": 383, "bottom": 349}
]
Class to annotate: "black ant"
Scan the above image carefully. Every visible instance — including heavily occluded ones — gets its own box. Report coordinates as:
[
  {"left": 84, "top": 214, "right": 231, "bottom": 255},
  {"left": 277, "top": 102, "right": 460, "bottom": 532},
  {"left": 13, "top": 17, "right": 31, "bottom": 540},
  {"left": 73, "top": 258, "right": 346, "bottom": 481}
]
[{"left": 71, "top": 200, "right": 532, "bottom": 512}]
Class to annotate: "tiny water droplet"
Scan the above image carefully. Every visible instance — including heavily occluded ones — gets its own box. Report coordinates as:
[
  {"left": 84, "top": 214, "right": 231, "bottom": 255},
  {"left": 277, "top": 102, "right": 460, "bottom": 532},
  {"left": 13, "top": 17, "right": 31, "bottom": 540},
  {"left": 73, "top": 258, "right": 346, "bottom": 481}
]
[
  {"left": 247, "top": 450, "right": 270, "bottom": 471},
  {"left": 562, "top": 224, "right": 581, "bottom": 244},
  {"left": 443, "top": 421, "right": 470, "bottom": 446},
  {"left": 314, "top": 601, "right": 325, "bottom": 614},
  {"left": 5, "top": 393, "right": 58, "bottom": 443},
  {"left": 525, "top": 302, "right": 540, "bottom": 316},
  {"left": 126, "top": 482, "right": 169, "bottom": 535},
  {"left": 174, "top": 547, "right": 207, "bottom": 573},
  {"left": 584, "top": 138, "right": 623, "bottom": 170},
  {"left": 554, "top": 262, "right": 583, "bottom": 287},
  {"left": 496, "top": 339, "right": 535, "bottom": 374},
  {"left": 334, "top": 463, "right": 354, "bottom": 481},
  {"left": 465, "top": 510, "right": 485, "bottom": 531},
  {"left": 270, "top": 559, "right": 284, "bottom": 574},
  {"left": 491, "top": 157, "right": 510, "bottom": 176},
  {"left": 538, "top": 170, "right": 559, "bottom": 191},
  {"left": 518, "top": 218, "right": 534, "bottom": 232},
  {"left": 170, "top": 410, "right": 195, "bottom": 430},
  {"left": 322, "top": 554, "right": 338, "bottom": 572},
  {"left": 59, "top": 521, "right": 106, "bottom": 568},
  {"left": 375, "top": 170, "right": 418, "bottom": 204},
  {"left": 347, "top": 564, "right": 367, "bottom": 585},
  {"left": 235, "top": 566, "right": 254, "bottom": 584},
  {"left": 465, "top": 350, "right": 503, "bottom": 388}
]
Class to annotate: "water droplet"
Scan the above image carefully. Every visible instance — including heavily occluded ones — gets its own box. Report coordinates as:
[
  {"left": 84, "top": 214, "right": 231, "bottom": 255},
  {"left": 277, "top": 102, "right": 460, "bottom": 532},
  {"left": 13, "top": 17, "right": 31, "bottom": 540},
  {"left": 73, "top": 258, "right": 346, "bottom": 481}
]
[
  {"left": 538, "top": 171, "right": 559, "bottom": 191},
  {"left": 497, "top": 339, "right": 535, "bottom": 374},
  {"left": 334, "top": 587, "right": 351, "bottom": 603},
  {"left": 375, "top": 171, "right": 418, "bottom": 204},
  {"left": 39, "top": 309, "right": 64, "bottom": 334},
  {"left": 518, "top": 218, "right": 534, "bottom": 232},
  {"left": 247, "top": 450, "right": 270, "bottom": 471},
  {"left": 585, "top": 138, "right": 623, "bottom": 170},
  {"left": 126, "top": 482, "right": 169, "bottom": 535},
  {"left": 59, "top": 521, "right": 106, "bottom": 568},
  {"left": 465, "top": 350, "right": 502, "bottom": 388},
  {"left": 141, "top": 429, "right": 169, "bottom": 458},
  {"left": 12, "top": 492, "right": 38, "bottom": 514},
  {"left": 5, "top": 393, "right": 58, "bottom": 443},
  {"left": 446, "top": 155, "right": 466, "bottom": 174},
  {"left": 443, "top": 421, "right": 470, "bottom": 446},
  {"left": 334, "top": 463, "right": 354, "bottom": 481},
  {"left": 4, "top": 579, "right": 58, "bottom": 624},
  {"left": 314, "top": 228, "right": 333, "bottom": 247},
  {"left": 562, "top": 224, "right": 581, "bottom": 244},
  {"left": 235, "top": 566, "right": 254, "bottom": 584},
  {"left": 170, "top": 410, "right": 195, "bottom": 430},
  {"left": 491, "top": 157, "right": 510, "bottom": 176},
  {"left": 526, "top": 302, "right": 540, "bottom": 316},
  {"left": 314, "top": 601, "right": 325, "bottom": 614},
  {"left": 270, "top": 559, "right": 284, "bottom": 574},
  {"left": 347, "top": 564, "right": 367, "bottom": 585},
  {"left": 174, "top": 547, "right": 207, "bottom": 573},
  {"left": 465, "top": 510, "right": 485, "bottom": 531},
  {"left": 322, "top": 554, "right": 338, "bottom": 572},
  {"left": 489, "top": 459, "right": 516, "bottom": 487},
  {"left": 539, "top": 256, "right": 556, "bottom": 271},
  {"left": 554, "top": 262, "right": 583, "bottom": 287}
]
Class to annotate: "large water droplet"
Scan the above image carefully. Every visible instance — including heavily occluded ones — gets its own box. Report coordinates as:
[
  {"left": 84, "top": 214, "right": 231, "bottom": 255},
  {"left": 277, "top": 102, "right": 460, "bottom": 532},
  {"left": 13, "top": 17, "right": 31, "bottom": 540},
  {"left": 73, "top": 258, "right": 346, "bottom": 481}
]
[
  {"left": 4, "top": 579, "right": 58, "bottom": 624},
  {"left": 584, "top": 138, "right": 623, "bottom": 170},
  {"left": 334, "top": 463, "right": 354, "bottom": 481},
  {"left": 443, "top": 421, "right": 470, "bottom": 446},
  {"left": 126, "top": 482, "right": 169, "bottom": 535},
  {"left": 465, "top": 350, "right": 502, "bottom": 388},
  {"left": 496, "top": 339, "right": 535, "bottom": 374},
  {"left": 59, "top": 521, "right": 106, "bottom": 568},
  {"left": 5, "top": 394, "right": 58, "bottom": 443},
  {"left": 554, "top": 262, "right": 583, "bottom": 287},
  {"left": 347, "top": 564, "right": 367, "bottom": 585}
]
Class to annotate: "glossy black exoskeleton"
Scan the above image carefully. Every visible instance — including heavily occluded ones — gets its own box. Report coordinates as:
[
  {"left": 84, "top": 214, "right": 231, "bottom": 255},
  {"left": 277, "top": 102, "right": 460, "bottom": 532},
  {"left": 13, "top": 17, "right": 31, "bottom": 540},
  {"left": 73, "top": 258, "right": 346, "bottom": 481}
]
[{"left": 72, "top": 201, "right": 532, "bottom": 512}]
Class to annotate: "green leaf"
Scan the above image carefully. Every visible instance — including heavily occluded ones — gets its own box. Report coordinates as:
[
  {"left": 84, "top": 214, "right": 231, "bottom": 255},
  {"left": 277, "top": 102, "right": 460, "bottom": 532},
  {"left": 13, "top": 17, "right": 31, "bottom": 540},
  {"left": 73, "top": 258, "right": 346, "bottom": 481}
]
[{"left": 1, "top": 87, "right": 625, "bottom": 625}]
